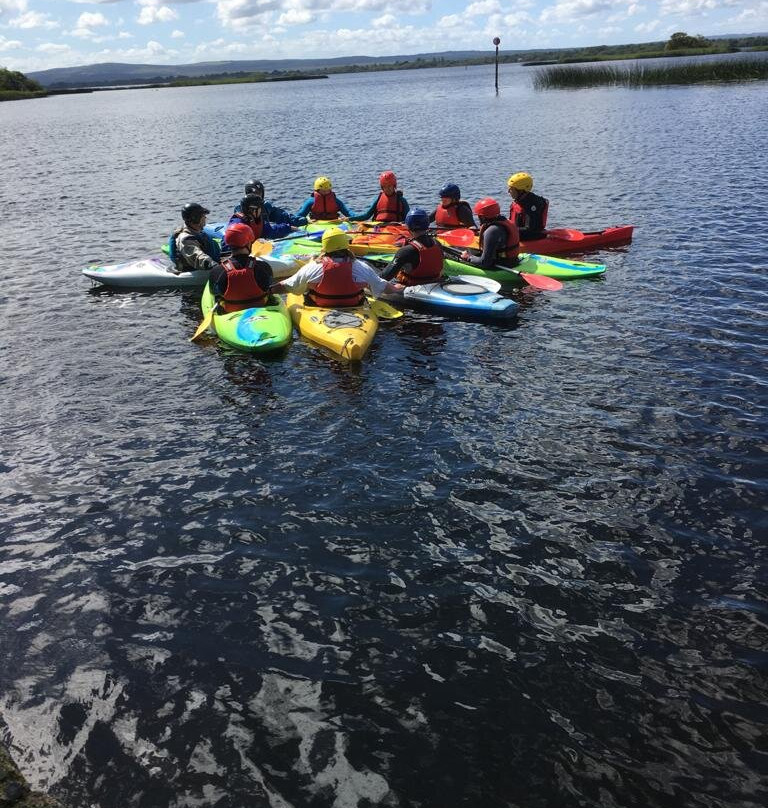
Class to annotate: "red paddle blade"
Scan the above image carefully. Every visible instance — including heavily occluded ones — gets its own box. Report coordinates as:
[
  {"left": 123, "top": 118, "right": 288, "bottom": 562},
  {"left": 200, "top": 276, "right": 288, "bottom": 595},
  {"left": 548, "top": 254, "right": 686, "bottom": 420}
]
[
  {"left": 519, "top": 272, "right": 563, "bottom": 291},
  {"left": 438, "top": 230, "right": 477, "bottom": 247},
  {"left": 545, "top": 228, "right": 585, "bottom": 241}
]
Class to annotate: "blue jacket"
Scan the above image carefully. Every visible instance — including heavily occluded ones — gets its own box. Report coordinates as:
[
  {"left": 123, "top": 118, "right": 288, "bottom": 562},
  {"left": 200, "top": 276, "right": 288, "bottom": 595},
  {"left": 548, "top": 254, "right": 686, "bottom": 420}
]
[
  {"left": 226, "top": 213, "right": 292, "bottom": 243},
  {"left": 233, "top": 199, "right": 307, "bottom": 227}
]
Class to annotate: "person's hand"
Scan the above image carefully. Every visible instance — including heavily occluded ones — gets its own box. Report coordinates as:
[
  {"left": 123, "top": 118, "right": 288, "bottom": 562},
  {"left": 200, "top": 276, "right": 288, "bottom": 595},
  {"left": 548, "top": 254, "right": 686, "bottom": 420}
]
[
  {"left": 460, "top": 250, "right": 470, "bottom": 261},
  {"left": 389, "top": 282, "right": 405, "bottom": 293}
]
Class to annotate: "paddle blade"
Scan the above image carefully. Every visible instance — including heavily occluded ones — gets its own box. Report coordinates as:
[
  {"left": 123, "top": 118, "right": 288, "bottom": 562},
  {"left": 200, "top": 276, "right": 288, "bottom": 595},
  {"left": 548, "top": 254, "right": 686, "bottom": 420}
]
[
  {"left": 190, "top": 308, "right": 214, "bottom": 341},
  {"left": 544, "top": 228, "right": 585, "bottom": 241},
  {"left": 251, "top": 241, "right": 273, "bottom": 256},
  {"left": 436, "top": 228, "right": 478, "bottom": 248},
  {"left": 367, "top": 296, "right": 403, "bottom": 319},
  {"left": 520, "top": 272, "right": 563, "bottom": 291}
]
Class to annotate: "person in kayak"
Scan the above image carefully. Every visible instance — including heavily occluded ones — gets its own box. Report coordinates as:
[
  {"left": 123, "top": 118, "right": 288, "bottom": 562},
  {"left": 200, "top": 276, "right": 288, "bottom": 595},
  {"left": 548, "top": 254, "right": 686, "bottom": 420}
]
[
  {"left": 272, "top": 227, "right": 403, "bottom": 306},
  {"left": 209, "top": 223, "right": 274, "bottom": 312},
  {"left": 226, "top": 194, "right": 295, "bottom": 247},
  {"left": 460, "top": 198, "right": 520, "bottom": 269},
  {"left": 507, "top": 172, "right": 549, "bottom": 240},
  {"left": 169, "top": 202, "right": 224, "bottom": 274},
  {"left": 428, "top": 183, "right": 476, "bottom": 229},
  {"left": 350, "top": 171, "right": 409, "bottom": 223},
  {"left": 296, "top": 177, "right": 354, "bottom": 222},
  {"left": 235, "top": 179, "right": 308, "bottom": 227},
  {"left": 379, "top": 208, "right": 444, "bottom": 285}
]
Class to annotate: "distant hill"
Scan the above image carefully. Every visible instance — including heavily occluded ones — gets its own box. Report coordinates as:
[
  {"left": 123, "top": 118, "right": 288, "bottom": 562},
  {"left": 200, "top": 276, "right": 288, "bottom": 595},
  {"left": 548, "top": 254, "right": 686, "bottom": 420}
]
[
  {"left": 28, "top": 34, "right": 768, "bottom": 89},
  {"left": 28, "top": 52, "right": 493, "bottom": 88}
]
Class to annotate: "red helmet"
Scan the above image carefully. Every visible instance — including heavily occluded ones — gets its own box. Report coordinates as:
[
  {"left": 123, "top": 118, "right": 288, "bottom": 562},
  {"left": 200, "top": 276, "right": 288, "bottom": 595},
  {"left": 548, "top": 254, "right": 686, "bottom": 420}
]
[
  {"left": 379, "top": 171, "right": 397, "bottom": 188},
  {"left": 225, "top": 222, "right": 255, "bottom": 248},
  {"left": 473, "top": 197, "right": 500, "bottom": 219}
]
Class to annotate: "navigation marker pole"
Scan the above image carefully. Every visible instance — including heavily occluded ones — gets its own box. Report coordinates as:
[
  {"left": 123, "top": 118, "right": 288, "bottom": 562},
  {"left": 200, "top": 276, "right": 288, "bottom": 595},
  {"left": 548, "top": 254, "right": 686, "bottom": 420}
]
[{"left": 493, "top": 37, "right": 501, "bottom": 94}]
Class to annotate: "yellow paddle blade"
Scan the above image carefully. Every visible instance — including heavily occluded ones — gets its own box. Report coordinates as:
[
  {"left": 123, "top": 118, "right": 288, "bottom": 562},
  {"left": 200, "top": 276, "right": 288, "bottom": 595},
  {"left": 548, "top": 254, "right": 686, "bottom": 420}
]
[
  {"left": 251, "top": 240, "right": 273, "bottom": 256},
  {"left": 190, "top": 308, "right": 214, "bottom": 341},
  {"left": 367, "top": 296, "right": 403, "bottom": 319}
]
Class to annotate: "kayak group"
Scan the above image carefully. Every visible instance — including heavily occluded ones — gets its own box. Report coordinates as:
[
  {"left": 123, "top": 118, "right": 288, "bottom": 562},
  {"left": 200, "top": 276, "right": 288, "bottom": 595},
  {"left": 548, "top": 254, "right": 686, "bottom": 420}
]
[{"left": 83, "top": 171, "right": 633, "bottom": 359}]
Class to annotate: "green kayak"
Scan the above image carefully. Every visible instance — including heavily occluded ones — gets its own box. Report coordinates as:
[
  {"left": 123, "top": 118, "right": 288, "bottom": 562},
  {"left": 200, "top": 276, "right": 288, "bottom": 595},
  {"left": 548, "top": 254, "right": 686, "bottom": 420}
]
[{"left": 200, "top": 283, "right": 293, "bottom": 353}]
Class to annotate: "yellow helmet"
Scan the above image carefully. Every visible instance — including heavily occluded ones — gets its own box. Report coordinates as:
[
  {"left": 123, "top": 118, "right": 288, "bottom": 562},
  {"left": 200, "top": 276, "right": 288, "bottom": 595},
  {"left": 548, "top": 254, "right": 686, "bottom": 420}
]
[
  {"left": 321, "top": 227, "right": 350, "bottom": 254},
  {"left": 507, "top": 172, "right": 533, "bottom": 192},
  {"left": 314, "top": 176, "right": 333, "bottom": 191}
]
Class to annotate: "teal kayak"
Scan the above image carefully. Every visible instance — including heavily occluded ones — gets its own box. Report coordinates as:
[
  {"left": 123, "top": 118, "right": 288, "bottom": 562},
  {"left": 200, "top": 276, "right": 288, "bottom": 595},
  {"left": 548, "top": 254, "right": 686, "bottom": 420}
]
[{"left": 200, "top": 283, "right": 292, "bottom": 352}]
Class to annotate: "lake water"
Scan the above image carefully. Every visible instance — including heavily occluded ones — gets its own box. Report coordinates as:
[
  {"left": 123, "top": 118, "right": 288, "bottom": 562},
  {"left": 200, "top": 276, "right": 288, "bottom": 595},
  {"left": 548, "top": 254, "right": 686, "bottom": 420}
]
[{"left": 1, "top": 61, "right": 766, "bottom": 808}]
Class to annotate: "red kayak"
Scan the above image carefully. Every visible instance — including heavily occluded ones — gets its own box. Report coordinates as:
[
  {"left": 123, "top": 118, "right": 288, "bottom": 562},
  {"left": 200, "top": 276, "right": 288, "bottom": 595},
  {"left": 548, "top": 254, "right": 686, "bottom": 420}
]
[
  {"left": 437, "top": 225, "right": 634, "bottom": 255},
  {"left": 350, "top": 222, "right": 634, "bottom": 256}
]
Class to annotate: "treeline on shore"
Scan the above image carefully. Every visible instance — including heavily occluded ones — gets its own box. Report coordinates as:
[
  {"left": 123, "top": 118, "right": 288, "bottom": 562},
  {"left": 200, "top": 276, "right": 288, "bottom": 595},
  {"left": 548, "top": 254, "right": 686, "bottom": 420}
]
[
  {"left": 534, "top": 57, "right": 768, "bottom": 89},
  {"left": 0, "top": 67, "right": 45, "bottom": 101}
]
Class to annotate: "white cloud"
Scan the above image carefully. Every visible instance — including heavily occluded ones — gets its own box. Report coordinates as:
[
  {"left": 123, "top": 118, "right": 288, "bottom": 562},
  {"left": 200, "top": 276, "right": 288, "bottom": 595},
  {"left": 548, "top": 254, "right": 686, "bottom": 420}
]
[
  {"left": 726, "top": 0, "right": 768, "bottom": 24},
  {"left": 635, "top": 19, "right": 661, "bottom": 33},
  {"left": 540, "top": 0, "right": 625, "bottom": 24},
  {"left": 0, "top": 0, "right": 26, "bottom": 17},
  {"left": 37, "top": 42, "right": 73, "bottom": 54},
  {"left": 659, "top": 0, "right": 719, "bottom": 12},
  {"left": 277, "top": 8, "right": 313, "bottom": 25},
  {"left": 171, "top": 29, "right": 185, "bottom": 37},
  {"left": 77, "top": 11, "right": 109, "bottom": 27},
  {"left": 0, "top": 34, "right": 22, "bottom": 51},
  {"left": 137, "top": 0, "right": 179, "bottom": 25},
  {"left": 8, "top": 10, "right": 59, "bottom": 29},
  {"left": 372, "top": 12, "right": 397, "bottom": 27}
]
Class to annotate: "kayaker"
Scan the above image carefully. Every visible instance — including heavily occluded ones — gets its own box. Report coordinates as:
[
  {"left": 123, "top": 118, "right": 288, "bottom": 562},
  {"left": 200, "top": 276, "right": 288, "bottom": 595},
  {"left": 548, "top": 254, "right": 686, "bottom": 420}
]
[
  {"left": 226, "top": 194, "right": 295, "bottom": 247},
  {"left": 379, "top": 208, "right": 444, "bottom": 285},
  {"left": 296, "top": 177, "right": 354, "bottom": 222},
  {"left": 350, "top": 171, "right": 409, "bottom": 223},
  {"left": 169, "top": 202, "right": 224, "bottom": 274},
  {"left": 507, "top": 172, "right": 549, "bottom": 240},
  {"left": 272, "top": 227, "right": 403, "bottom": 306},
  {"left": 460, "top": 198, "right": 520, "bottom": 269},
  {"left": 235, "top": 178, "right": 308, "bottom": 227},
  {"left": 428, "top": 183, "right": 476, "bottom": 229},
  {"left": 210, "top": 223, "right": 274, "bottom": 312}
]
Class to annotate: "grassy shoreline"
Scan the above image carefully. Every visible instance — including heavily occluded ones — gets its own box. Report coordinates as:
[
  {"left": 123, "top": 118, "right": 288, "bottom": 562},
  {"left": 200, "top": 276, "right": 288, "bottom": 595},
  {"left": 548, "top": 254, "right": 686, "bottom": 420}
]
[{"left": 534, "top": 57, "right": 768, "bottom": 89}]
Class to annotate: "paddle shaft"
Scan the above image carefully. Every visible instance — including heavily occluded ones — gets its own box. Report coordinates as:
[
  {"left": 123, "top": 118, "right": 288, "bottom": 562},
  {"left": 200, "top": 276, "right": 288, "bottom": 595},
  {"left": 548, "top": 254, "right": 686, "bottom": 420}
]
[{"left": 441, "top": 244, "right": 563, "bottom": 291}]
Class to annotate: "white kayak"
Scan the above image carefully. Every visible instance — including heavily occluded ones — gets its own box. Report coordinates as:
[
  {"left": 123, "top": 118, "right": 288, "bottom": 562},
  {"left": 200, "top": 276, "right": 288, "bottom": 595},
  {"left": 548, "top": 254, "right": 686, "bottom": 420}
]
[
  {"left": 83, "top": 250, "right": 298, "bottom": 289},
  {"left": 383, "top": 274, "right": 519, "bottom": 321}
]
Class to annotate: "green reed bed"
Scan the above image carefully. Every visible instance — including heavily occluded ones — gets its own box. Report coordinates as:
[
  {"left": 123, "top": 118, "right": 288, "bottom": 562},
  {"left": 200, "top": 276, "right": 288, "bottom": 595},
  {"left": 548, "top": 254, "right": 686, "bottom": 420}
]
[{"left": 534, "top": 58, "right": 768, "bottom": 89}]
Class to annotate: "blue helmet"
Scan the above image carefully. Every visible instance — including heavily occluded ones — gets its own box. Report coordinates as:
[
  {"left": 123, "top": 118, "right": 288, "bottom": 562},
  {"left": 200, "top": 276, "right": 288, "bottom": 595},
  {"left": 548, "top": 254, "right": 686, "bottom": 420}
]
[
  {"left": 405, "top": 208, "right": 430, "bottom": 231},
  {"left": 439, "top": 183, "right": 460, "bottom": 199}
]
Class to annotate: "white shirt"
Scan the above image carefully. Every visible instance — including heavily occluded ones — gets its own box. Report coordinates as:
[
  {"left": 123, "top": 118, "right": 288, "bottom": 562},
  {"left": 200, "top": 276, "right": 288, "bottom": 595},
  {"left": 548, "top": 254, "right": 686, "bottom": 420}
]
[{"left": 279, "top": 256, "right": 391, "bottom": 298}]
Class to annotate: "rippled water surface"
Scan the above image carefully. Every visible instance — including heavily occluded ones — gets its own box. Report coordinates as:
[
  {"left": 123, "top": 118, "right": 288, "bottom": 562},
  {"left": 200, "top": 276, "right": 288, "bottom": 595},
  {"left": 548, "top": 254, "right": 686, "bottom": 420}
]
[{"left": 1, "top": 63, "right": 767, "bottom": 808}]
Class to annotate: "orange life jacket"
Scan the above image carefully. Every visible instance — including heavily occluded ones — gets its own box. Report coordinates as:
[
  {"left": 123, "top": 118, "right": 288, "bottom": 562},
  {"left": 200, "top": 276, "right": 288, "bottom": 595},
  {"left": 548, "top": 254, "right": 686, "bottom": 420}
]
[
  {"left": 307, "top": 255, "right": 366, "bottom": 307},
  {"left": 435, "top": 202, "right": 463, "bottom": 228},
  {"left": 219, "top": 257, "right": 269, "bottom": 312},
  {"left": 310, "top": 191, "right": 340, "bottom": 220},
  {"left": 374, "top": 191, "right": 406, "bottom": 222},
  {"left": 396, "top": 238, "right": 444, "bottom": 285}
]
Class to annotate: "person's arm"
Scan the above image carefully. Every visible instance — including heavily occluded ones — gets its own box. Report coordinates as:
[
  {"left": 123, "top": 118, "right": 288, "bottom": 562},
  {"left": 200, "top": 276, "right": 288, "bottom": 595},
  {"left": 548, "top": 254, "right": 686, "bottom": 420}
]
[
  {"left": 179, "top": 235, "right": 222, "bottom": 273},
  {"left": 353, "top": 260, "right": 403, "bottom": 298},
  {"left": 428, "top": 208, "right": 437, "bottom": 225},
  {"left": 379, "top": 244, "right": 418, "bottom": 280},
  {"left": 400, "top": 195, "right": 410, "bottom": 219},
  {"left": 251, "top": 259, "right": 274, "bottom": 297},
  {"left": 457, "top": 202, "right": 477, "bottom": 229},
  {"left": 461, "top": 226, "right": 504, "bottom": 268},
  {"left": 336, "top": 197, "right": 353, "bottom": 218},
  {"left": 263, "top": 220, "right": 293, "bottom": 240},
  {"left": 209, "top": 263, "right": 227, "bottom": 295},
  {"left": 348, "top": 198, "right": 378, "bottom": 222},
  {"left": 271, "top": 260, "right": 322, "bottom": 295},
  {"left": 295, "top": 197, "right": 314, "bottom": 219}
]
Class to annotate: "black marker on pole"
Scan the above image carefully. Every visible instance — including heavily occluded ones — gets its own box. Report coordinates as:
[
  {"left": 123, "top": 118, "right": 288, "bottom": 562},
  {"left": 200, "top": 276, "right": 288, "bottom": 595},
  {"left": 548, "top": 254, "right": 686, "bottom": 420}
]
[{"left": 493, "top": 37, "right": 501, "bottom": 93}]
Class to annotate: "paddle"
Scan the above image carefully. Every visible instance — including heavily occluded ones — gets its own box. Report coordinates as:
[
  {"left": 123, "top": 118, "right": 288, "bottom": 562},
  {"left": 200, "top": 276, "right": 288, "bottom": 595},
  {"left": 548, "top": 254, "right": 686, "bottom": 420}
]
[
  {"left": 366, "top": 296, "right": 403, "bottom": 319},
  {"left": 437, "top": 229, "right": 478, "bottom": 248},
  {"left": 441, "top": 244, "right": 563, "bottom": 291},
  {"left": 544, "top": 228, "right": 585, "bottom": 241},
  {"left": 190, "top": 306, "right": 215, "bottom": 341}
]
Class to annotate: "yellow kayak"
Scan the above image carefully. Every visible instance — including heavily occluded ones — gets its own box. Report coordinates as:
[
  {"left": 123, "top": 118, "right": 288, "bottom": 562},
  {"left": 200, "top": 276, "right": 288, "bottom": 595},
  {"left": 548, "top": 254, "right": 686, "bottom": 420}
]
[{"left": 285, "top": 293, "right": 379, "bottom": 360}]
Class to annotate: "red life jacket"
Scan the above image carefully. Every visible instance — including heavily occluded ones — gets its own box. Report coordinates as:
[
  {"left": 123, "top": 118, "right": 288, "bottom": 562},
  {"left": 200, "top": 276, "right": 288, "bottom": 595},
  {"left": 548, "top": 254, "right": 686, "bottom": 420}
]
[
  {"left": 307, "top": 255, "right": 366, "bottom": 307},
  {"left": 435, "top": 203, "right": 463, "bottom": 228},
  {"left": 219, "top": 257, "right": 269, "bottom": 312},
  {"left": 374, "top": 191, "right": 406, "bottom": 222},
  {"left": 229, "top": 212, "right": 263, "bottom": 241},
  {"left": 479, "top": 217, "right": 520, "bottom": 265},
  {"left": 310, "top": 191, "right": 340, "bottom": 220},
  {"left": 396, "top": 238, "right": 444, "bottom": 285},
  {"left": 510, "top": 192, "right": 549, "bottom": 232}
]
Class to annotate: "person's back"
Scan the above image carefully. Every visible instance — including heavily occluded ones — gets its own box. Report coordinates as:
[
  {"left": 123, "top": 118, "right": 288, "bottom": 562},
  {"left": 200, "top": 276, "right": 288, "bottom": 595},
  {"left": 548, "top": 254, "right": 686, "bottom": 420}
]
[
  {"left": 210, "top": 223, "right": 273, "bottom": 311},
  {"left": 381, "top": 208, "right": 444, "bottom": 285},
  {"left": 507, "top": 173, "right": 548, "bottom": 240}
]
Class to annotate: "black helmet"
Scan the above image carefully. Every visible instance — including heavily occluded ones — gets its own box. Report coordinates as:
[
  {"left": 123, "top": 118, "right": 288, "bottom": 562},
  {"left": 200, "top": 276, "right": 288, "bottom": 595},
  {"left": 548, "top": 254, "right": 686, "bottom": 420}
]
[
  {"left": 439, "top": 183, "right": 461, "bottom": 199},
  {"left": 241, "top": 194, "right": 263, "bottom": 214},
  {"left": 244, "top": 179, "right": 264, "bottom": 197},
  {"left": 181, "top": 202, "right": 209, "bottom": 224}
]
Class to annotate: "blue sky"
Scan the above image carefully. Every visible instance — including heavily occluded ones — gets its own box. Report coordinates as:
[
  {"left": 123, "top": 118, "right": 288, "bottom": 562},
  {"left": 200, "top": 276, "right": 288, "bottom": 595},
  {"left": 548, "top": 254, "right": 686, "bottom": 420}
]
[{"left": 1, "top": 0, "right": 766, "bottom": 73}]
